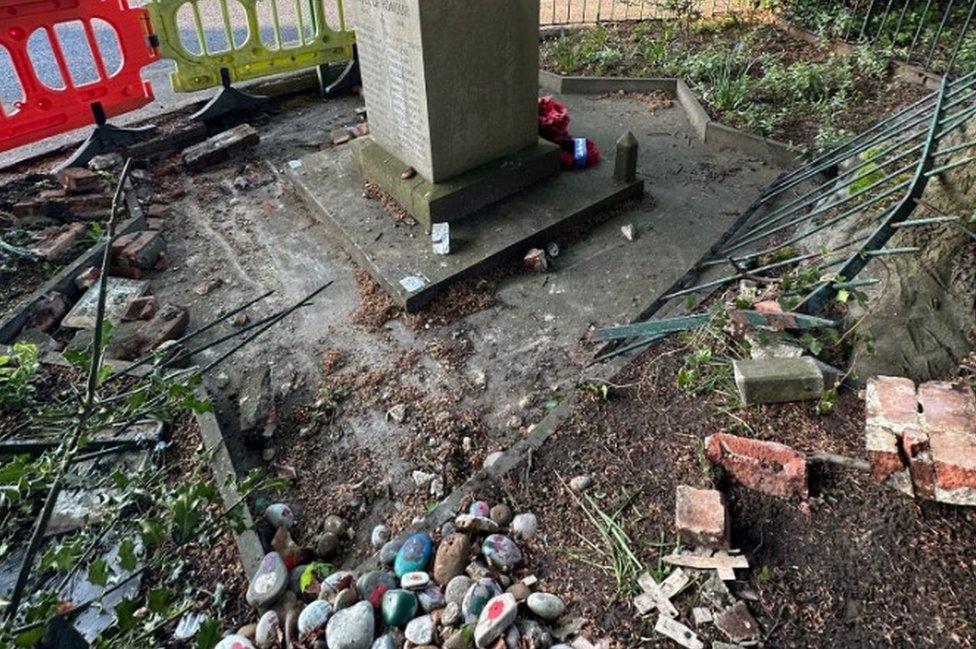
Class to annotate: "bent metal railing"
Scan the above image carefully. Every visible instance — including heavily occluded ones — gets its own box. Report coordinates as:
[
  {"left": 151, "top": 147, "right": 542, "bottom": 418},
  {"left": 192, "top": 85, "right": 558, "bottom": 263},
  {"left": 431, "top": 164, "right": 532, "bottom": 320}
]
[{"left": 597, "top": 70, "right": 976, "bottom": 356}]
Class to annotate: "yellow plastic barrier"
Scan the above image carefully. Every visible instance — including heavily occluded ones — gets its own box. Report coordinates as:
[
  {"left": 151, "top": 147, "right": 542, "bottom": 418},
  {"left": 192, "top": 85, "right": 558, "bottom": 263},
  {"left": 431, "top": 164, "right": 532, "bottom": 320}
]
[{"left": 146, "top": 0, "right": 354, "bottom": 93}]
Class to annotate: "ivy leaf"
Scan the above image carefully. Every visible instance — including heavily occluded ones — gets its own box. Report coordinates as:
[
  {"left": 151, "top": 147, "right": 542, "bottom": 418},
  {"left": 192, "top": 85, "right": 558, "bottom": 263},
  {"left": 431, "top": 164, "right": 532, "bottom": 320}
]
[
  {"left": 88, "top": 558, "right": 109, "bottom": 587},
  {"left": 114, "top": 597, "right": 139, "bottom": 631},
  {"left": 836, "top": 288, "right": 850, "bottom": 303},
  {"left": 118, "top": 538, "right": 138, "bottom": 572},
  {"left": 147, "top": 586, "right": 170, "bottom": 614},
  {"left": 140, "top": 519, "right": 164, "bottom": 548},
  {"left": 14, "top": 628, "right": 45, "bottom": 647},
  {"left": 196, "top": 618, "right": 221, "bottom": 649}
]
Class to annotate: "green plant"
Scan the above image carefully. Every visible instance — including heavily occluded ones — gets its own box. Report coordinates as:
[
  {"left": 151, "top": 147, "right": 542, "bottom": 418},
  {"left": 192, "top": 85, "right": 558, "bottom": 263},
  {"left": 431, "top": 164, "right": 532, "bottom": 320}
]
[{"left": 0, "top": 342, "right": 39, "bottom": 408}]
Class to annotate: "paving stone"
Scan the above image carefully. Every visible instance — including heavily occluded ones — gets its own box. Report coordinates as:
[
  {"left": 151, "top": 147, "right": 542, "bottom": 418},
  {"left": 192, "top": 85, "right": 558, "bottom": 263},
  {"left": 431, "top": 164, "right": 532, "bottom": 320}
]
[
  {"left": 732, "top": 357, "right": 825, "bottom": 405},
  {"left": 675, "top": 485, "right": 728, "bottom": 550}
]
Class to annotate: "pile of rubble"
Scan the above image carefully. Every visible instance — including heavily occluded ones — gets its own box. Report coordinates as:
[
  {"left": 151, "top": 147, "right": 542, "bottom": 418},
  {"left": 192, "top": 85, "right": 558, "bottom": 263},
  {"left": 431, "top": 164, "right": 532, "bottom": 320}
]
[
  {"left": 638, "top": 486, "right": 760, "bottom": 649},
  {"left": 215, "top": 500, "right": 587, "bottom": 649}
]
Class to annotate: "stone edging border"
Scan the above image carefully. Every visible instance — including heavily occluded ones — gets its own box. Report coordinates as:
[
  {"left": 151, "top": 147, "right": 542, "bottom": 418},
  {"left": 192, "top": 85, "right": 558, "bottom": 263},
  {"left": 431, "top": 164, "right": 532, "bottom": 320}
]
[
  {"left": 538, "top": 69, "right": 800, "bottom": 167},
  {"left": 0, "top": 190, "right": 147, "bottom": 345}
]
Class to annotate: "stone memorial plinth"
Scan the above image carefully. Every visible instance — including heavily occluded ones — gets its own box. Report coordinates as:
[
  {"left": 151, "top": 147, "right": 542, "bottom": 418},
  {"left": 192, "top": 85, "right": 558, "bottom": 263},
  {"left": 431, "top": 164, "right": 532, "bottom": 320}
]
[{"left": 351, "top": 0, "right": 559, "bottom": 228}]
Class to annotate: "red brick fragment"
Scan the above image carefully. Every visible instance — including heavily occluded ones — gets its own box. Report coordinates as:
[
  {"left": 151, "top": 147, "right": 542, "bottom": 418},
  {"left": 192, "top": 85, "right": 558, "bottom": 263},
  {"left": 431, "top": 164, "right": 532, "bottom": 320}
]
[
  {"left": 675, "top": 485, "right": 728, "bottom": 550},
  {"left": 74, "top": 266, "right": 100, "bottom": 291},
  {"left": 865, "top": 376, "right": 918, "bottom": 495},
  {"left": 31, "top": 222, "right": 87, "bottom": 261},
  {"left": 705, "top": 432, "right": 808, "bottom": 500},
  {"left": 57, "top": 167, "right": 101, "bottom": 193},
  {"left": 919, "top": 382, "right": 976, "bottom": 505},
  {"left": 25, "top": 292, "right": 69, "bottom": 333}
]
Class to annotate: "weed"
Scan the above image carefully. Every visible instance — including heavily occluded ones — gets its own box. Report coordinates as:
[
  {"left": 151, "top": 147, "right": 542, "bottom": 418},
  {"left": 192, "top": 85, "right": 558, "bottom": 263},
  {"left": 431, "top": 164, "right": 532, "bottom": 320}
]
[{"left": 0, "top": 342, "right": 39, "bottom": 409}]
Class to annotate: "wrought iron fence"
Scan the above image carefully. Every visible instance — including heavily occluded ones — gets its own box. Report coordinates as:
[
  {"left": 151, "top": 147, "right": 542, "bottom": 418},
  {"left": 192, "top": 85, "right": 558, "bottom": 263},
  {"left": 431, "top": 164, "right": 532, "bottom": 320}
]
[
  {"left": 785, "top": 0, "right": 976, "bottom": 76},
  {"left": 539, "top": 0, "right": 756, "bottom": 26}
]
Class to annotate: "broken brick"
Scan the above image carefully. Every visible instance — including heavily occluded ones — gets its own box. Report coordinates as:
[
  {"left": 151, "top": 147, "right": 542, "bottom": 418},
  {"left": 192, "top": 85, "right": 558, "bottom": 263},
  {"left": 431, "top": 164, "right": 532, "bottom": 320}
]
[
  {"left": 123, "top": 295, "right": 158, "bottom": 321},
  {"left": 331, "top": 128, "right": 352, "bottom": 146},
  {"left": 524, "top": 248, "right": 548, "bottom": 272},
  {"left": 183, "top": 124, "right": 260, "bottom": 172},
  {"left": 74, "top": 267, "right": 101, "bottom": 291},
  {"left": 675, "top": 485, "right": 728, "bottom": 550},
  {"left": 57, "top": 167, "right": 102, "bottom": 193},
  {"left": 919, "top": 381, "right": 976, "bottom": 505},
  {"left": 865, "top": 376, "right": 918, "bottom": 496},
  {"left": 146, "top": 204, "right": 171, "bottom": 219},
  {"left": 705, "top": 432, "right": 808, "bottom": 500},
  {"left": 31, "top": 223, "right": 88, "bottom": 261},
  {"left": 111, "top": 304, "right": 189, "bottom": 360},
  {"left": 713, "top": 601, "right": 759, "bottom": 644},
  {"left": 25, "top": 292, "right": 69, "bottom": 333},
  {"left": 112, "top": 230, "right": 165, "bottom": 270}
]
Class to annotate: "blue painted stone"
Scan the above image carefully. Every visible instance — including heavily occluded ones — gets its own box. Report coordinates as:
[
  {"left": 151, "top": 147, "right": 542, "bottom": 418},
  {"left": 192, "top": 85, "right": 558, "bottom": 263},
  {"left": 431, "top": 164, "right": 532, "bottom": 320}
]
[
  {"left": 468, "top": 501, "right": 491, "bottom": 517},
  {"left": 394, "top": 533, "right": 433, "bottom": 577},
  {"left": 380, "top": 589, "right": 418, "bottom": 628}
]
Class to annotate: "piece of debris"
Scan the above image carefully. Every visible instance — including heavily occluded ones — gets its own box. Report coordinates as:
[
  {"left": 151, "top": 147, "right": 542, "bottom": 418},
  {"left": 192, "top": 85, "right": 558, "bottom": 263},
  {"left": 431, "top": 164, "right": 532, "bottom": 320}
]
[
  {"left": 634, "top": 568, "right": 688, "bottom": 617},
  {"left": 662, "top": 551, "right": 749, "bottom": 581},
  {"left": 88, "top": 153, "right": 123, "bottom": 171},
  {"left": 57, "top": 167, "right": 102, "bottom": 193},
  {"left": 31, "top": 222, "right": 87, "bottom": 260},
  {"left": 866, "top": 376, "right": 976, "bottom": 505},
  {"left": 239, "top": 365, "right": 277, "bottom": 450},
  {"left": 123, "top": 295, "right": 157, "bottom": 321},
  {"left": 654, "top": 615, "right": 703, "bottom": 649},
  {"left": 74, "top": 266, "right": 100, "bottom": 290},
  {"left": 620, "top": 223, "right": 636, "bottom": 241},
  {"left": 387, "top": 404, "right": 408, "bottom": 423},
  {"left": 400, "top": 275, "right": 426, "bottom": 293},
  {"left": 194, "top": 278, "right": 223, "bottom": 296},
  {"left": 705, "top": 433, "right": 809, "bottom": 501},
  {"left": 675, "top": 485, "right": 728, "bottom": 550},
  {"left": 62, "top": 278, "right": 150, "bottom": 329},
  {"left": 691, "top": 607, "right": 712, "bottom": 627},
  {"left": 744, "top": 331, "right": 804, "bottom": 360},
  {"left": 111, "top": 230, "right": 165, "bottom": 270},
  {"left": 401, "top": 166, "right": 417, "bottom": 180},
  {"left": 732, "top": 357, "right": 832, "bottom": 405},
  {"left": 182, "top": 124, "right": 260, "bottom": 172},
  {"left": 331, "top": 128, "right": 353, "bottom": 146},
  {"left": 713, "top": 601, "right": 760, "bottom": 644},
  {"left": 524, "top": 248, "right": 548, "bottom": 272},
  {"left": 432, "top": 222, "right": 450, "bottom": 255}
]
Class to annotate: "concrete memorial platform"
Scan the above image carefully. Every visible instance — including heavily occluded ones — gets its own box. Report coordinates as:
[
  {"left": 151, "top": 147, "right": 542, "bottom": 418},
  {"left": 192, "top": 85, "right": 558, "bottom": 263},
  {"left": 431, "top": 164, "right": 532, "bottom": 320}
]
[{"left": 288, "top": 145, "right": 643, "bottom": 311}]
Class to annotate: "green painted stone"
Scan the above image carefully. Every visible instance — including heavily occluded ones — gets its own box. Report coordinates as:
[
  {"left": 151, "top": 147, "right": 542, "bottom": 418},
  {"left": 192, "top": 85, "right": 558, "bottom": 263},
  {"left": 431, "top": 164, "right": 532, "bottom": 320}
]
[{"left": 381, "top": 589, "right": 418, "bottom": 628}]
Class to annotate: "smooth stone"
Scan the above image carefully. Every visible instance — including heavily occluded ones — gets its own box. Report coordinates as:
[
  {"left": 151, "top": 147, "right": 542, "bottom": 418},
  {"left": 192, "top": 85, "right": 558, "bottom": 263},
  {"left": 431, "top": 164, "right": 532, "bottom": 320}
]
[
  {"left": 405, "top": 614, "right": 435, "bottom": 645},
  {"left": 334, "top": 587, "right": 358, "bottom": 610},
  {"left": 442, "top": 601, "right": 461, "bottom": 627},
  {"left": 444, "top": 627, "right": 474, "bottom": 649},
  {"left": 482, "top": 535, "right": 522, "bottom": 572},
  {"left": 379, "top": 539, "right": 402, "bottom": 565},
  {"left": 461, "top": 578, "right": 502, "bottom": 624},
  {"left": 454, "top": 515, "right": 499, "bottom": 534},
  {"left": 216, "top": 636, "right": 256, "bottom": 649},
  {"left": 298, "top": 600, "right": 333, "bottom": 636},
  {"left": 568, "top": 475, "right": 592, "bottom": 492},
  {"left": 473, "top": 594, "right": 517, "bottom": 648},
  {"left": 237, "top": 622, "right": 257, "bottom": 638},
  {"left": 401, "top": 571, "right": 431, "bottom": 590},
  {"left": 265, "top": 503, "right": 295, "bottom": 529},
  {"left": 445, "top": 575, "right": 472, "bottom": 606},
  {"left": 468, "top": 501, "right": 491, "bottom": 517},
  {"left": 506, "top": 582, "right": 530, "bottom": 602},
  {"left": 355, "top": 570, "right": 398, "bottom": 608},
  {"left": 255, "top": 611, "right": 281, "bottom": 648},
  {"left": 418, "top": 584, "right": 446, "bottom": 612},
  {"left": 517, "top": 619, "right": 552, "bottom": 649},
  {"left": 510, "top": 513, "right": 538, "bottom": 541},
  {"left": 316, "top": 531, "right": 341, "bottom": 559},
  {"left": 504, "top": 624, "right": 521, "bottom": 649},
  {"left": 371, "top": 635, "right": 397, "bottom": 649},
  {"left": 394, "top": 533, "right": 433, "bottom": 577},
  {"left": 381, "top": 589, "right": 418, "bottom": 628},
  {"left": 323, "top": 515, "right": 347, "bottom": 536},
  {"left": 247, "top": 552, "right": 288, "bottom": 608},
  {"left": 527, "top": 593, "right": 565, "bottom": 621},
  {"left": 371, "top": 524, "right": 390, "bottom": 548},
  {"left": 489, "top": 504, "right": 512, "bottom": 527},
  {"left": 325, "top": 601, "right": 375, "bottom": 649},
  {"left": 433, "top": 533, "right": 471, "bottom": 586}
]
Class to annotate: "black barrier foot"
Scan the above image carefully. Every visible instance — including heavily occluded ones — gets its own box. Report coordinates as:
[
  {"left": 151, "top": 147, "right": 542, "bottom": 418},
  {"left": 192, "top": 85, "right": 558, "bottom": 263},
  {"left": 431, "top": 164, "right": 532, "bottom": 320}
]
[
  {"left": 55, "top": 103, "right": 157, "bottom": 172},
  {"left": 323, "top": 48, "right": 361, "bottom": 99},
  {"left": 192, "top": 68, "right": 275, "bottom": 125}
]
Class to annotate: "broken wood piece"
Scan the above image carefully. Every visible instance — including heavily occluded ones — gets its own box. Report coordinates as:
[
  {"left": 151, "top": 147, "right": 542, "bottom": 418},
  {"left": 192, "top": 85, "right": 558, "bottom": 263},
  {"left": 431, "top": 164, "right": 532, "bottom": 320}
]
[
  {"left": 634, "top": 568, "right": 689, "bottom": 617},
  {"left": 662, "top": 552, "right": 749, "bottom": 581},
  {"left": 654, "top": 615, "right": 704, "bottom": 649}
]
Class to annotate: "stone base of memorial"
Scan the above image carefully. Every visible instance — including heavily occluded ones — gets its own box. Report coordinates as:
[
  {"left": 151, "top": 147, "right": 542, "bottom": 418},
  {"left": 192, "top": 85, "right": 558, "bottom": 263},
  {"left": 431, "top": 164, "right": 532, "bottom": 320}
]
[{"left": 352, "top": 137, "right": 561, "bottom": 230}]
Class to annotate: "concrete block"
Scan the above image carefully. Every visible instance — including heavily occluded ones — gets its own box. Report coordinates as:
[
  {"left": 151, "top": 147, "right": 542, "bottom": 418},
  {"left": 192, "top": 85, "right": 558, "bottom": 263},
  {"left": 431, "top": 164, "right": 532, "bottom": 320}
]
[
  {"left": 705, "top": 433, "right": 808, "bottom": 500},
  {"left": 675, "top": 486, "right": 728, "bottom": 550},
  {"left": 732, "top": 357, "right": 825, "bottom": 405}
]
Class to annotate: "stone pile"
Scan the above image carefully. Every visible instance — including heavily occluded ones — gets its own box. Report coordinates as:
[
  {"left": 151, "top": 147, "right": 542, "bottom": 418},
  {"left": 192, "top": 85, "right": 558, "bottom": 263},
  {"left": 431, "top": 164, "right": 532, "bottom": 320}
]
[{"left": 217, "top": 500, "right": 577, "bottom": 649}]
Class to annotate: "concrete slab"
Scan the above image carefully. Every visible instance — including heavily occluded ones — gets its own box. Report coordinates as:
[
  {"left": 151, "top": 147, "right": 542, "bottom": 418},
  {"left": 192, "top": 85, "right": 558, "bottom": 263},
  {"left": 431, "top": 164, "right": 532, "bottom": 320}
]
[{"left": 288, "top": 140, "right": 644, "bottom": 312}]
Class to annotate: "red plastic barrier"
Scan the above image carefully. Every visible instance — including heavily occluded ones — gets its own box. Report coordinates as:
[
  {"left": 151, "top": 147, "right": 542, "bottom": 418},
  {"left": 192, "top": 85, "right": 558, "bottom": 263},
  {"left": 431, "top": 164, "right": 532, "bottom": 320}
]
[{"left": 0, "top": 0, "right": 158, "bottom": 152}]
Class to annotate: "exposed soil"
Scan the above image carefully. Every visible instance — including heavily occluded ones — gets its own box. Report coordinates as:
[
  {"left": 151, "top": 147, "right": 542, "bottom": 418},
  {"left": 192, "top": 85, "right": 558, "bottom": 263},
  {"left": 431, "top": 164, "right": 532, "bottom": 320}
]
[{"left": 494, "top": 337, "right": 976, "bottom": 647}]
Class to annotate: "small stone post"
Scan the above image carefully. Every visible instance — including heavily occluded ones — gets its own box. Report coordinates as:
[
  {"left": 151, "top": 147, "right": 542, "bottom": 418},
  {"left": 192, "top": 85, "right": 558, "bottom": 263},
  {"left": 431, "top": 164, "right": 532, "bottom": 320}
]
[{"left": 614, "top": 131, "right": 639, "bottom": 183}]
